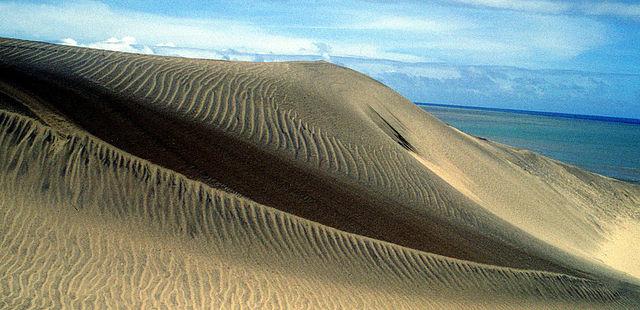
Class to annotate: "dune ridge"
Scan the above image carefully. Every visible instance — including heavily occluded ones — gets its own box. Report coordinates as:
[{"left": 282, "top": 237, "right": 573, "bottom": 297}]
[{"left": 1, "top": 37, "right": 639, "bottom": 308}]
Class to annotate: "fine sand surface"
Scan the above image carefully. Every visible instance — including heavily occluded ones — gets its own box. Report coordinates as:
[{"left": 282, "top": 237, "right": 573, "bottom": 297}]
[{"left": 1, "top": 37, "right": 639, "bottom": 308}]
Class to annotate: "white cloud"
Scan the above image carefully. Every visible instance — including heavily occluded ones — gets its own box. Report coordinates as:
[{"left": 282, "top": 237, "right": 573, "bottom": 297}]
[
  {"left": 450, "top": 0, "right": 570, "bottom": 14},
  {"left": 401, "top": 67, "right": 463, "bottom": 80},
  {"left": 0, "top": 1, "right": 316, "bottom": 56},
  {"left": 88, "top": 36, "right": 153, "bottom": 54},
  {"left": 0, "top": 1, "right": 427, "bottom": 62},
  {"left": 450, "top": 0, "right": 640, "bottom": 19},
  {"left": 156, "top": 42, "right": 177, "bottom": 48},
  {"left": 353, "top": 16, "right": 467, "bottom": 33},
  {"left": 340, "top": 59, "right": 640, "bottom": 118},
  {"left": 512, "top": 15, "right": 608, "bottom": 59},
  {"left": 327, "top": 42, "right": 425, "bottom": 62},
  {"left": 0, "top": 0, "right": 616, "bottom": 67},
  {"left": 345, "top": 61, "right": 463, "bottom": 81},
  {"left": 152, "top": 46, "right": 227, "bottom": 60},
  {"left": 61, "top": 38, "right": 78, "bottom": 46},
  {"left": 59, "top": 36, "right": 154, "bottom": 55},
  {"left": 427, "top": 37, "right": 527, "bottom": 54},
  {"left": 581, "top": 2, "right": 640, "bottom": 18}
]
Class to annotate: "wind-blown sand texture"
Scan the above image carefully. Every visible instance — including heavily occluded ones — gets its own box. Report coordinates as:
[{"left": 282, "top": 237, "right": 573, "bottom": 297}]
[{"left": 1, "top": 37, "right": 639, "bottom": 308}]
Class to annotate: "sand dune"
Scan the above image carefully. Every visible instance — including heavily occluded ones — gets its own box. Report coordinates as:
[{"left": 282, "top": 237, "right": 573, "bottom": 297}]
[{"left": 1, "top": 37, "right": 639, "bottom": 308}]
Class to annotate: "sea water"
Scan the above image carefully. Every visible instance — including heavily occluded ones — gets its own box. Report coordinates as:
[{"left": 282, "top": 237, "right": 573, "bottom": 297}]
[{"left": 418, "top": 103, "right": 640, "bottom": 184}]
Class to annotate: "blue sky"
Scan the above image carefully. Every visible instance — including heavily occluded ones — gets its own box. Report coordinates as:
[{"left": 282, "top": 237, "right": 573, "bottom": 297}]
[{"left": 1, "top": 0, "right": 639, "bottom": 118}]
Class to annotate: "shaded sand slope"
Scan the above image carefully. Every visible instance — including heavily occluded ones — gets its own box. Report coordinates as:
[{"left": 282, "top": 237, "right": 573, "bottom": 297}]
[{"left": 0, "top": 38, "right": 639, "bottom": 307}]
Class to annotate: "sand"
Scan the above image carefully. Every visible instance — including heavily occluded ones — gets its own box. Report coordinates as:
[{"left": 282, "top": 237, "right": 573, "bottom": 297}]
[{"left": 0, "top": 37, "right": 639, "bottom": 308}]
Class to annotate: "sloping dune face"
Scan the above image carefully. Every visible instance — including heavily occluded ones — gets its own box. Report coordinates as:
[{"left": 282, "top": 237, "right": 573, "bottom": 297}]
[{"left": 0, "top": 38, "right": 639, "bottom": 308}]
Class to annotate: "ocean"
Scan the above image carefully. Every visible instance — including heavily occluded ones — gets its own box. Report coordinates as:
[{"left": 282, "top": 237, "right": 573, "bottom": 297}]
[{"left": 418, "top": 103, "right": 640, "bottom": 184}]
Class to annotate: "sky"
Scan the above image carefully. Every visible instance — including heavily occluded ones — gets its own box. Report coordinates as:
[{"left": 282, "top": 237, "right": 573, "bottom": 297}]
[{"left": 1, "top": 0, "right": 639, "bottom": 118}]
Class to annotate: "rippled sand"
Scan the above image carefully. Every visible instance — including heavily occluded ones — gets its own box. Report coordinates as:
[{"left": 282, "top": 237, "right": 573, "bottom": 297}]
[{"left": 1, "top": 38, "right": 639, "bottom": 308}]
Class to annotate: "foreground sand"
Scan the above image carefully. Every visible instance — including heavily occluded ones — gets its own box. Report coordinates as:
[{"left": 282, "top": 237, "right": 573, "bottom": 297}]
[{"left": 0, "top": 38, "right": 639, "bottom": 308}]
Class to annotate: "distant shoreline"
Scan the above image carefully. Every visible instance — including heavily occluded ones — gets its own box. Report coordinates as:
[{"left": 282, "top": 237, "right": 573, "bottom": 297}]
[
  {"left": 613, "top": 177, "right": 640, "bottom": 185},
  {"left": 417, "top": 102, "right": 640, "bottom": 125}
]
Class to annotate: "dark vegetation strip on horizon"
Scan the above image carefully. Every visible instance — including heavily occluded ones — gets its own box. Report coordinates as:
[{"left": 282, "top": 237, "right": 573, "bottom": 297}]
[{"left": 416, "top": 102, "right": 640, "bottom": 125}]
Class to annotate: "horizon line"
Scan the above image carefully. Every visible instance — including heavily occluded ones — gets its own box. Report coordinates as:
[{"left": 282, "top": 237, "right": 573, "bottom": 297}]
[{"left": 416, "top": 102, "right": 640, "bottom": 125}]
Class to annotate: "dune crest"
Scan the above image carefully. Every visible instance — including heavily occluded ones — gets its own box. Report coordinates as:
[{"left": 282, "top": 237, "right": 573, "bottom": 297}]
[{"left": 1, "top": 38, "right": 639, "bottom": 308}]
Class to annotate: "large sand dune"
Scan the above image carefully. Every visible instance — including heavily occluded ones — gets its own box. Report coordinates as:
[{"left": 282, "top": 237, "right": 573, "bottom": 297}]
[{"left": 1, "top": 37, "right": 639, "bottom": 308}]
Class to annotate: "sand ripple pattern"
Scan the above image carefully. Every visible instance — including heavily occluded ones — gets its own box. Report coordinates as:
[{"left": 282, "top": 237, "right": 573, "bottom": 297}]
[
  {"left": 1, "top": 110, "right": 638, "bottom": 309},
  {"left": 1, "top": 38, "right": 640, "bottom": 308},
  {"left": 0, "top": 39, "right": 564, "bottom": 269}
]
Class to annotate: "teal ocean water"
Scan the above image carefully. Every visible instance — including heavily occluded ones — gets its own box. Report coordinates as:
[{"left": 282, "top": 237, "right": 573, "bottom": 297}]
[{"left": 419, "top": 103, "right": 640, "bottom": 184}]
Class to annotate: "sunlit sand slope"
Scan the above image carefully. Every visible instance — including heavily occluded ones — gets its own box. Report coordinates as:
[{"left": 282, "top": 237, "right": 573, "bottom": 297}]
[
  {"left": 1, "top": 38, "right": 639, "bottom": 308},
  {"left": 2, "top": 111, "right": 638, "bottom": 308}
]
